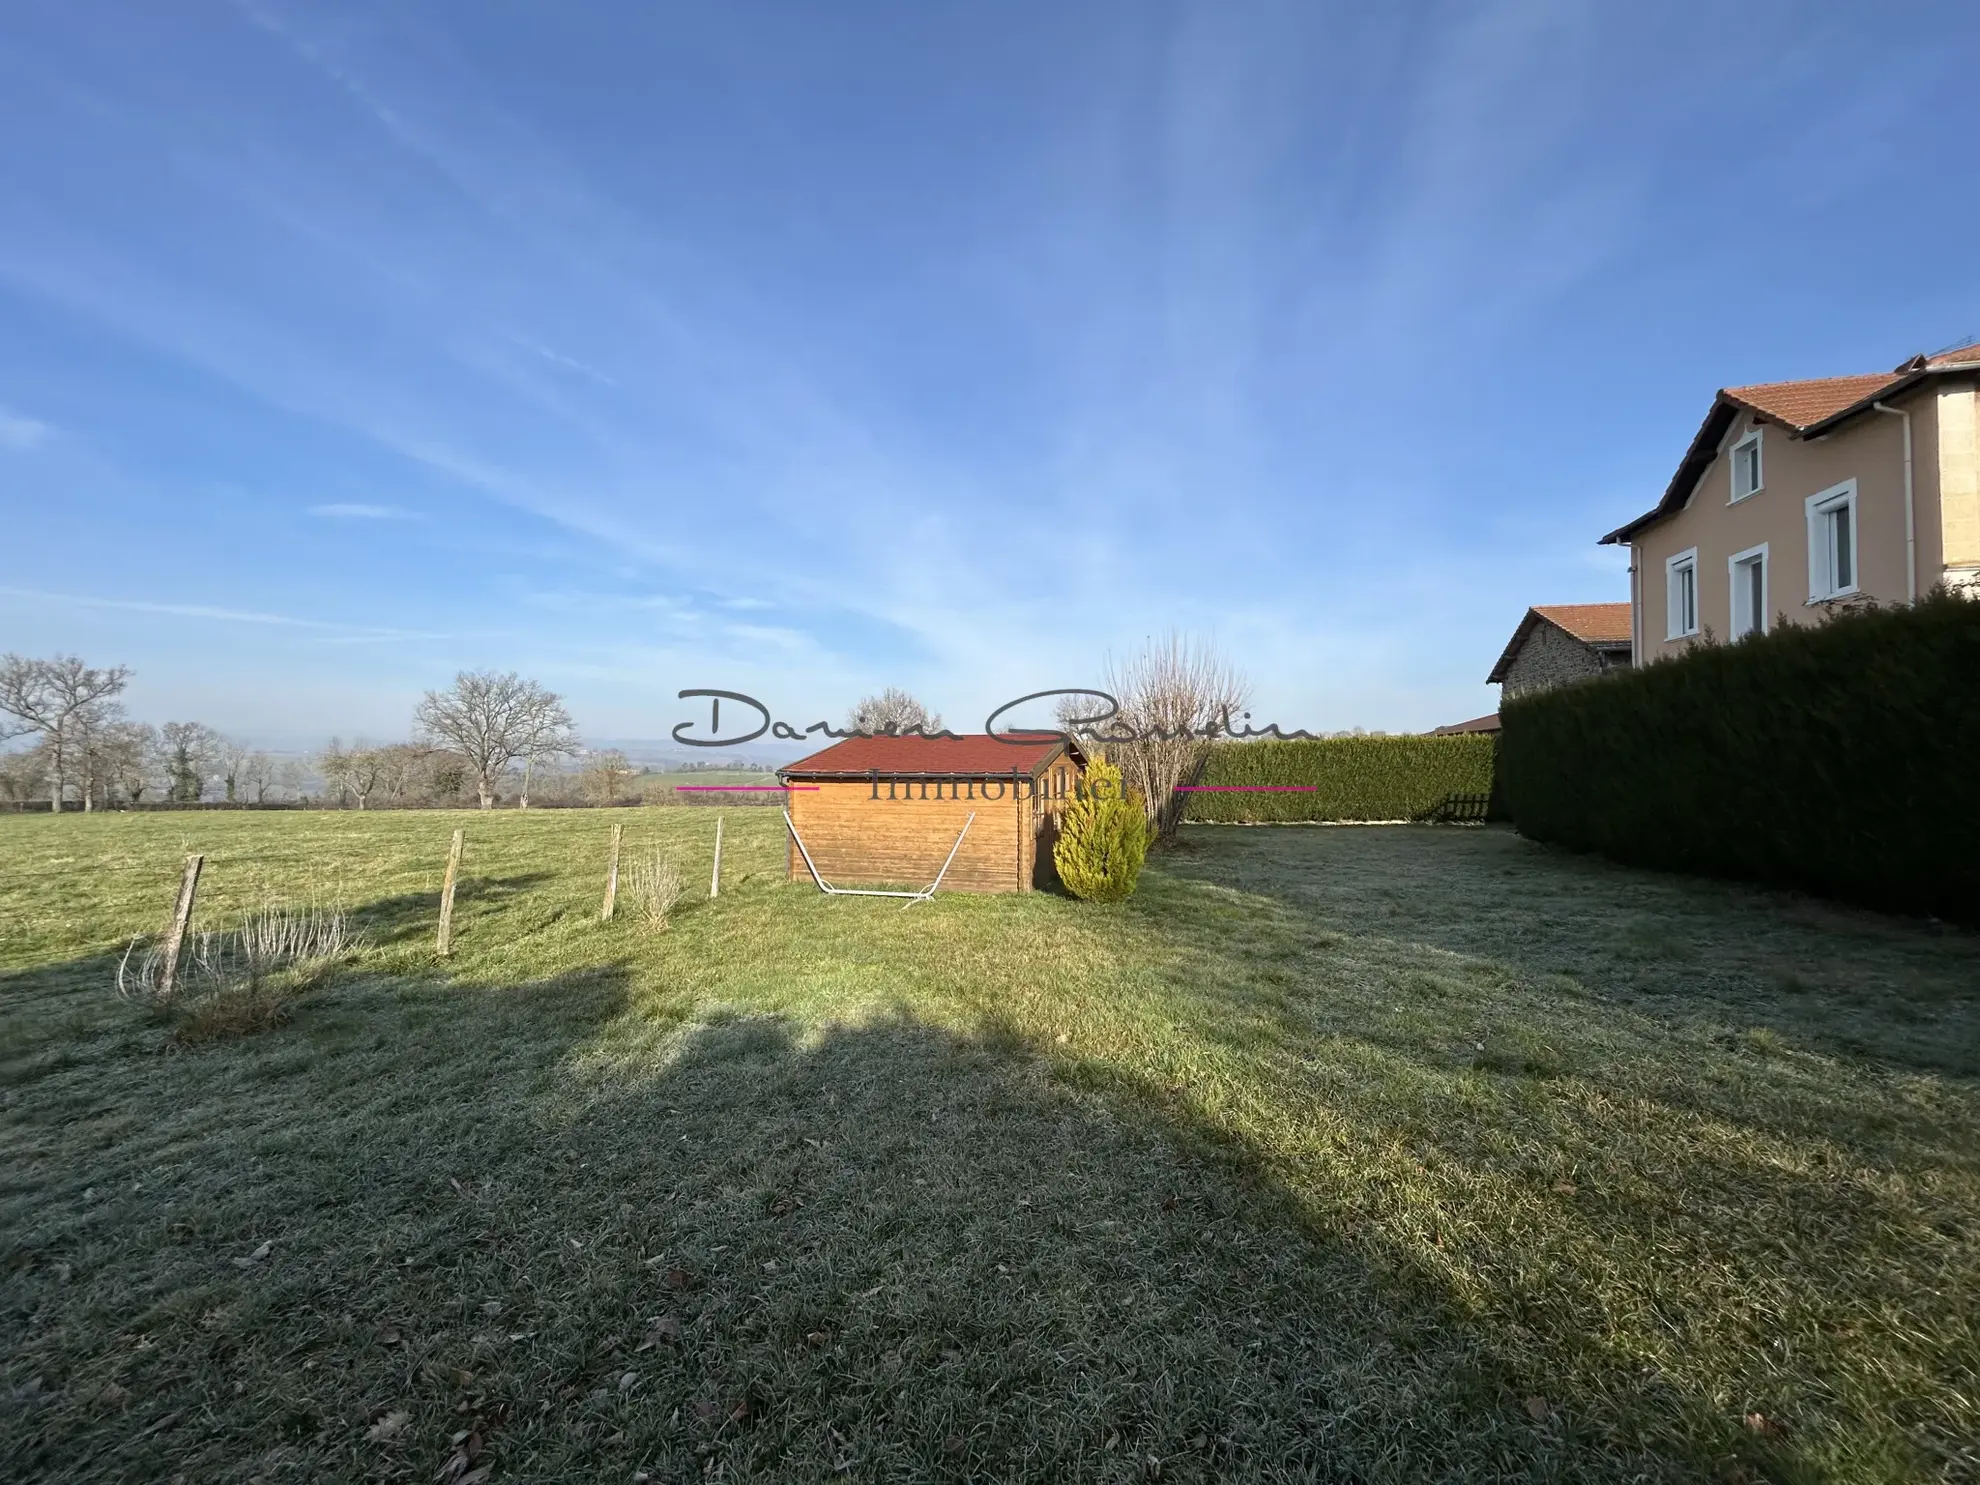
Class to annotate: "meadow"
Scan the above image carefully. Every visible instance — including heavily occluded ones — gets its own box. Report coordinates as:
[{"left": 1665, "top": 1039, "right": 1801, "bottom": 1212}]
[
  {"left": 2, "top": 809, "right": 1977, "bottom": 1483},
  {"left": 634, "top": 769, "right": 784, "bottom": 804}
]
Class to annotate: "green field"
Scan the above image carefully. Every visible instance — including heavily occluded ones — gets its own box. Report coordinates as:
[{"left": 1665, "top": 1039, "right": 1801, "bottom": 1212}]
[
  {"left": 3, "top": 811, "right": 1977, "bottom": 1482},
  {"left": 636, "top": 769, "right": 783, "bottom": 803}
]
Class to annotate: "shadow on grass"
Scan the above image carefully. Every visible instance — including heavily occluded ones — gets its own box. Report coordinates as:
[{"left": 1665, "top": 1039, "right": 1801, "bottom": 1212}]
[
  {"left": 347, "top": 871, "right": 559, "bottom": 949},
  {"left": 1154, "top": 825, "right": 1980, "bottom": 1080},
  {"left": 4, "top": 941, "right": 1824, "bottom": 1485},
  {"left": 1112, "top": 831, "right": 1979, "bottom": 1482},
  {"left": 5, "top": 828, "right": 1975, "bottom": 1483}
]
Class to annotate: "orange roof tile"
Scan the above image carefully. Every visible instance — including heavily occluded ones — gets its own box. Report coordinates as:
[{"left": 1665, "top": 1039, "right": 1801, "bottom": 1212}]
[
  {"left": 1531, "top": 602, "right": 1632, "bottom": 645},
  {"left": 1724, "top": 373, "right": 1902, "bottom": 431},
  {"left": 1487, "top": 603, "right": 1633, "bottom": 683},
  {"left": 1602, "top": 342, "right": 1980, "bottom": 545}
]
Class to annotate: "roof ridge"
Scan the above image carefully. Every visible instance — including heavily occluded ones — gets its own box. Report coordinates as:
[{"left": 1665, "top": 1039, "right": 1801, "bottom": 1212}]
[
  {"left": 1603, "top": 339, "right": 1978, "bottom": 545},
  {"left": 781, "top": 731, "right": 1076, "bottom": 778},
  {"left": 1726, "top": 371, "right": 1896, "bottom": 393}
]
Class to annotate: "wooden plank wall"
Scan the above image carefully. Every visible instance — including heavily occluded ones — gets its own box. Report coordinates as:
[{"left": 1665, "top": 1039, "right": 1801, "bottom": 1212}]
[
  {"left": 1029, "top": 756, "right": 1078, "bottom": 889},
  {"left": 787, "top": 781, "right": 1025, "bottom": 892},
  {"left": 784, "top": 754, "right": 1088, "bottom": 895}
]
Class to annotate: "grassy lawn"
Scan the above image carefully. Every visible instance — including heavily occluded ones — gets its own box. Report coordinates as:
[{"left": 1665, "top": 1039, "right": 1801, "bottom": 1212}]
[
  {"left": 2, "top": 810, "right": 1977, "bottom": 1483},
  {"left": 636, "top": 770, "right": 782, "bottom": 801}
]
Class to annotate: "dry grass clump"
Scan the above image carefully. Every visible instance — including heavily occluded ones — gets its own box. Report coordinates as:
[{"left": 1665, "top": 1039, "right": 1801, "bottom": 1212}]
[
  {"left": 115, "top": 903, "right": 365, "bottom": 1042},
  {"left": 624, "top": 851, "right": 684, "bottom": 929}
]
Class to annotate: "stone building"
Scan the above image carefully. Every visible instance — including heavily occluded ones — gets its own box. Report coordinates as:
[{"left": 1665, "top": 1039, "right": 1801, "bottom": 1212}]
[{"left": 1486, "top": 603, "right": 1633, "bottom": 701}]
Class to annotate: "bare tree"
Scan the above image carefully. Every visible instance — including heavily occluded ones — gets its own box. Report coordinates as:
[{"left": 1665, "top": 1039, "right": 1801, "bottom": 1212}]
[
  {"left": 581, "top": 749, "right": 637, "bottom": 805},
  {"left": 1066, "top": 633, "right": 1248, "bottom": 846},
  {"left": 275, "top": 757, "right": 309, "bottom": 802},
  {"left": 218, "top": 737, "right": 255, "bottom": 803},
  {"left": 318, "top": 738, "right": 354, "bottom": 806},
  {"left": 69, "top": 700, "right": 133, "bottom": 812},
  {"left": 240, "top": 750, "right": 276, "bottom": 804},
  {"left": 372, "top": 743, "right": 430, "bottom": 807},
  {"left": 119, "top": 723, "right": 164, "bottom": 804},
  {"left": 846, "top": 687, "right": 944, "bottom": 735},
  {"left": 0, "top": 654, "right": 132, "bottom": 813},
  {"left": 0, "top": 743, "right": 49, "bottom": 806},
  {"left": 517, "top": 735, "right": 579, "bottom": 809},
  {"left": 159, "top": 721, "right": 225, "bottom": 804},
  {"left": 344, "top": 747, "right": 388, "bottom": 810},
  {"left": 414, "top": 671, "right": 578, "bottom": 810},
  {"left": 88, "top": 720, "right": 156, "bottom": 808},
  {"left": 317, "top": 739, "right": 385, "bottom": 808},
  {"left": 422, "top": 751, "right": 470, "bottom": 805}
]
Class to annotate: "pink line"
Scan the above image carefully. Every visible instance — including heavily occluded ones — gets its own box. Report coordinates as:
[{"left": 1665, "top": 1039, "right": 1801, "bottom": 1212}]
[
  {"left": 675, "top": 784, "right": 818, "bottom": 792},
  {"left": 1174, "top": 785, "right": 1316, "bottom": 792}
]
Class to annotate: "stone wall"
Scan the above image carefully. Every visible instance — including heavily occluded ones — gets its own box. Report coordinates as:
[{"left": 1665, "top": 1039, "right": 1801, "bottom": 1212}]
[{"left": 1501, "top": 621, "right": 1627, "bottom": 701}]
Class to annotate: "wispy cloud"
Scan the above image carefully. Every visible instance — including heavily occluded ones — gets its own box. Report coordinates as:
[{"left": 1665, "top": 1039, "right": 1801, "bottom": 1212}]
[
  {"left": 0, "top": 409, "right": 53, "bottom": 450},
  {"left": 3, "top": 1, "right": 1963, "bottom": 737},
  {"left": 0, "top": 585, "right": 446, "bottom": 639},
  {"left": 507, "top": 335, "right": 618, "bottom": 387},
  {"left": 309, "top": 502, "right": 414, "bottom": 520}
]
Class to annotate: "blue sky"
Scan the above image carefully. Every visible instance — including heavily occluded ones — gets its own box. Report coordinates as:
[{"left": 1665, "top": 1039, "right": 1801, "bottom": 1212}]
[{"left": 2, "top": 0, "right": 1976, "bottom": 747}]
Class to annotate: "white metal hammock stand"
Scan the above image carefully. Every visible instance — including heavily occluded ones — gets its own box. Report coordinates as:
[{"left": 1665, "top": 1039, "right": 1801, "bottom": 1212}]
[{"left": 784, "top": 809, "right": 976, "bottom": 907}]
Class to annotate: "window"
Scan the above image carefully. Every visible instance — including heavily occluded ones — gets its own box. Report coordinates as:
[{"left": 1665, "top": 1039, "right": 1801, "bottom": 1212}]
[
  {"left": 1730, "top": 430, "right": 1763, "bottom": 501},
  {"left": 1805, "top": 481, "right": 1858, "bottom": 600},
  {"left": 1729, "top": 543, "right": 1768, "bottom": 639},
  {"left": 1666, "top": 548, "right": 1699, "bottom": 639}
]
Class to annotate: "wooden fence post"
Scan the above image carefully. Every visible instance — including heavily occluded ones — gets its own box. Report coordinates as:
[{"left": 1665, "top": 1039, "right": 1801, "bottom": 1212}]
[
  {"left": 601, "top": 822, "right": 624, "bottom": 922},
  {"left": 710, "top": 815, "right": 723, "bottom": 898},
  {"left": 437, "top": 828, "right": 465, "bottom": 957},
  {"left": 158, "top": 853, "right": 204, "bottom": 999}
]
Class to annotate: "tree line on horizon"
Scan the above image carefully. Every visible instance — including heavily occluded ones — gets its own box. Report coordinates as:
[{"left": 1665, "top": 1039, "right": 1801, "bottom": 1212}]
[
  {"left": 0, "top": 658, "right": 604, "bottom": 813},
  {"left": 5, "top": 635, "right": 1311, "bottom": 842},
  {"left": 0, "top": 657, "right": 978, "bottom": 813}
]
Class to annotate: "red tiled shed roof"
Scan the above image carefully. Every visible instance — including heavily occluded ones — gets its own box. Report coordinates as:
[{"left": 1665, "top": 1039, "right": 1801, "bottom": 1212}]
[{"left": 780, "top": 732, "right": 1078, "bottom": 778}]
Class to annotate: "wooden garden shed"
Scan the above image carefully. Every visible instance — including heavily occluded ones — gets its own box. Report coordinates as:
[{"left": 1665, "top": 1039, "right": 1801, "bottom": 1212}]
[{"left": 778, "top": 733, "right": 1086, "bottom": 894}]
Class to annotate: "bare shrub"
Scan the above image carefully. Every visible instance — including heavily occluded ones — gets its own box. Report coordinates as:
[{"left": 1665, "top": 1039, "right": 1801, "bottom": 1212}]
[
  {"left": 624, "top": 853, "right": 684, "bottom": 930},
  {"left": 846, "top": 688, "right": 943, "bottom": 734},
  {"left": 581, "top": 750, "right": 638, "bottom": 805},
  {"left": 168, "top": 978, "right": 296, "bottom": 1044},
  {"left": 1065, "top": 633, "right": 1249, "bottom": 846},
  {"left": 114, "top": 935, "right": 170, "bottom": 1003},
  {"left": 211, "top": 904, "right": 365, "bottom": 990},
  {"left": 117, "top": 903, "right": 366, "bottom": 1040}
]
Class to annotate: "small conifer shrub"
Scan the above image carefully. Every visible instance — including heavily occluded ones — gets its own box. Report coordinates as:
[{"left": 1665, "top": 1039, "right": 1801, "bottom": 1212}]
[{"left": 1053, "top": 758, "right": 1152, "bottom": 902}]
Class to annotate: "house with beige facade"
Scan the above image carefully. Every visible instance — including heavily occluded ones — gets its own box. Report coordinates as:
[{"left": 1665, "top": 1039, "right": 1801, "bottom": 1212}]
[{"left": 1602, "top": 343, "right": 1980, "bottom": 661}]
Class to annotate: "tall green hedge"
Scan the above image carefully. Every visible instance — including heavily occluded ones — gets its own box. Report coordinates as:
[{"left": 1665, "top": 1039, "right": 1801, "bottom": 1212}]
[
  {"left": 1184, "top": 735, "right": 1497, "bottom": 823},
  {"left": 1497, "top": 591, "right": 1980, "bottom": 923}
]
